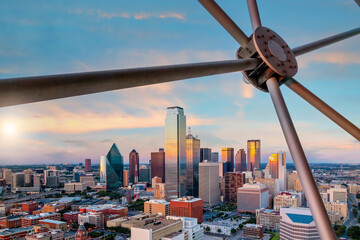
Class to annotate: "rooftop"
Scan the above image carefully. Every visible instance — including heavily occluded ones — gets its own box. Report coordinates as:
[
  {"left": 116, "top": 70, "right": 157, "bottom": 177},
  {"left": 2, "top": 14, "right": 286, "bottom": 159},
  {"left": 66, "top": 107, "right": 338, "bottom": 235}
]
[
  {"left": 0, "top": 227, "right": 33, "bottom": 236},
  {"left": 139, "top": 219, "right": 181, "bottom": 231},
  {"left": 39, "top": 219, "right": 66, "bottom": 224},
  {"left": 286, "top": 213, "right": 314, "bottom": 224},
  {"left": 171, "top": 197, "right": 202, "bottom": 203}
]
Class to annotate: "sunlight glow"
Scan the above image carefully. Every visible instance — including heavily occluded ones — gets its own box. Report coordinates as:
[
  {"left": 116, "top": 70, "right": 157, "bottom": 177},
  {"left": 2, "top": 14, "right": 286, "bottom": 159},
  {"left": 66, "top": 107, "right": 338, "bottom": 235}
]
[{"left": 2, "top": 122, "right": 17, "bottom": 137}]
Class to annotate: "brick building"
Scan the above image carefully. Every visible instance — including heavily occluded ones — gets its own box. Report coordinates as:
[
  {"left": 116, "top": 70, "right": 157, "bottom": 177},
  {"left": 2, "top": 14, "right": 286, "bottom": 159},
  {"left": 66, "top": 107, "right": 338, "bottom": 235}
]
[
  {"left": 21, "top": 202, "right": 38, "bottom": 214},
  {"left": 21, "top": 213, "right": 61, "bottom": 227},
  {"left": 170, "top": 197, "right": 203, "bottom": 223}
]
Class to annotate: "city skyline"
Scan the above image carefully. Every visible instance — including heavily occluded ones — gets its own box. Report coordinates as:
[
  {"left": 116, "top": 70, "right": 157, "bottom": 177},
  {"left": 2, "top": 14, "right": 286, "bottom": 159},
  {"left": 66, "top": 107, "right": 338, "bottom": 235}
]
[{"left": 0, "top": 0, "right": 359, "bottom": 165}]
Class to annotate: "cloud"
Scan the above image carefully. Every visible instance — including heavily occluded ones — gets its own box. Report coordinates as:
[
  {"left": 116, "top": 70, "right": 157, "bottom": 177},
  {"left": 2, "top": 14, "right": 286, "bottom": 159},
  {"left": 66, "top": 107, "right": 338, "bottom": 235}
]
[
  {"left": 297, "top": 51, "right": 360, "bottom": 68},
  {"left": 241, "top": 82, "right": 254, "bottom": 99}
]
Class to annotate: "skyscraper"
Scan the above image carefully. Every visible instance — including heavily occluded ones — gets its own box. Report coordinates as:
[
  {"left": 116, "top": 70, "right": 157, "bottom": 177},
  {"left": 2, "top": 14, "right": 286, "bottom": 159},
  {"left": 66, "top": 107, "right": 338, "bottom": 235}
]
[
  {"left": 265, "top": 152, "right": 287, "bottom": 191},
  {"left": 235, "top": 149, "right": 247, "bottom": 172},
  {"left": 200, "top": 148, "right": 212, "bottom": 162},
  {"left": 199, "top": 161, "right": 220, "bottom": 207},
  {"left": 186, "top": 128, "right": 200, "bottom": 197},
  {"left": 151, "top": 148, "right": 165, "bottom": 183},
  {"left": 129, "top": 149, "right": 139, "bottom": 184},
  {"left": 85, "top": 159, "right": 91, "bottom": 172},
  {"left": 225, "top": 172, "right": 245, "bottom": 203},
  {"left": 165, "top": 106, "right": 186, "bottom": 200},
  {"left": 139, "top": 165, "right": 150, "bottom": 183},
  {"left": 100, "top": 143, "right": 124, "bottom": 190},
  {"left": 211, "top": 152, "right": 219, "bottom": 163},
  {"left": 222, "top": 148, "right": 234, "bottom": 173},
  {"left": 247, "top": 140, "right": 261, "bottom": 172}
]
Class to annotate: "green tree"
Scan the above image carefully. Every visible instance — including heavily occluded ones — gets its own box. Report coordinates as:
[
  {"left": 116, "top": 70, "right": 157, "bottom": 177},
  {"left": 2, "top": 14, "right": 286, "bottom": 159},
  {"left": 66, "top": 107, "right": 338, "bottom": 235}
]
[
  {"left": 239, "top": 224, "right": 243, "bottom": 229},
  {"left": 231, "top": 228, "right": 236, "bottom": 234},
  {"left": 217, "top": 228, "right": 222, "bottom": 233},
  {"left": 205, "top": 227, "right": 210, "bottom": 232},
  {"left": 347, "top": 226, "right": 360, "bottom": 239}
]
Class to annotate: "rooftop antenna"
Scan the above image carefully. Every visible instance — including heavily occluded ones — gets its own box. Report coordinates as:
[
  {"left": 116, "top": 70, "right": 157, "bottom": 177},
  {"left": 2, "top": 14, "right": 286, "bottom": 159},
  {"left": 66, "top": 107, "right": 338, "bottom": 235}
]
[
  {"left": 0, "top": 1, "right": 359, "bottom": 238},
  {"left": 188, "top": 127, "right": 192, "bottom": 135}
]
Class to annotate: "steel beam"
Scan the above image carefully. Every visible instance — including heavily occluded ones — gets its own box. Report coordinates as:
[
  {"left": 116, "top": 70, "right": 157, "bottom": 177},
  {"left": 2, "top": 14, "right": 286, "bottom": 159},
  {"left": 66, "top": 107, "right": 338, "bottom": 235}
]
[
  {"left": 266, "top": 77, "right": 336, "bottom": 240},
  {"left": 246, "top": 0, "right": 262, "bottom": 31},
  {"left": 292, "top": 27, "right": 360, "bottom": 56},
  {"left": 198, "top": 0, "right": 249, "bottom": 46},
  {"left": 0, "top": 58, "right": 260, "bottom": 108},
  {"left": 284, "top": 78, "right": 360, "bottom": 141}
]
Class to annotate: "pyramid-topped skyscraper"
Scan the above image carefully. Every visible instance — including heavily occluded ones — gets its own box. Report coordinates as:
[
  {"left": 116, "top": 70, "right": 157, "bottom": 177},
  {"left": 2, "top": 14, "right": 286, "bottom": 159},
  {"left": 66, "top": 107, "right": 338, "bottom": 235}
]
[{"left": 100, "top": 143, "right": 124, "bottom": 190}]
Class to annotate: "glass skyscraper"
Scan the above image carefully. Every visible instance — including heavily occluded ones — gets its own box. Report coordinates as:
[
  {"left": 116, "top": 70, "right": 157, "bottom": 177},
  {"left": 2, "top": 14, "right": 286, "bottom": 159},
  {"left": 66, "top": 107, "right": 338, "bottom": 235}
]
[
  {"left": 222, "top": 148, "right": 234, "bottom": 173},
  {"left": 129, "top": 149, "right": 139, "bottom": 184},
  {"left": 165, "top": 106, "right": 186, "bottom": 200},
  {"left": 186, "top": 128, "right": 200, "bottom": 197},
  {"left": 100, "top": 143, "right": 124, "bottom": 190},
  {"left": 247, "top": 139, "right": 261, "bottom": 172},
  {"left": 235, "top": 149, "right": 247, "bottom": 172}
]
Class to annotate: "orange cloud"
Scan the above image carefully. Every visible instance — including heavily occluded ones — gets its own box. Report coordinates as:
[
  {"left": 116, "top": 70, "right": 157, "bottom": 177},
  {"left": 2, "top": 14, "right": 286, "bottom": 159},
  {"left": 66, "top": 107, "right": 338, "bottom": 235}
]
[{"left": 297, "top": 51, "right": 360, "bottom": 68}]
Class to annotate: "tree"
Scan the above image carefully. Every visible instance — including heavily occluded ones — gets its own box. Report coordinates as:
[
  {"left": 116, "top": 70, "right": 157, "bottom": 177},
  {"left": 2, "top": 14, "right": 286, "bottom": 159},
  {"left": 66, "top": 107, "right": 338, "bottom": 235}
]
[
  {"left": 238, "top": 224, "right": 243, "bottom": 229},
  {"left": 347, "top": 226, "right": 360, "bottom": 239},
  {"left": 205, "top": 227, "right": 210, "bottom": 232},
  {"left": 217, "top": 228, "right": 222, "bottom": 233},
  {"left": 231, "top": 228, "right": 236, "bottom": 234}
]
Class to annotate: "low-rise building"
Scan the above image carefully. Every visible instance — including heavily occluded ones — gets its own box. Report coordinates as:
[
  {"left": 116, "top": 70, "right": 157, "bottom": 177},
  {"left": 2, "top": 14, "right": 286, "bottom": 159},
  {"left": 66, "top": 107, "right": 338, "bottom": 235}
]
[
  {"left": 0, "top": 215, "right": 22, "bottom": 229},
  {"left": 237, "top": 183, "right": 269, "bottom": 213},
  {"left": 166, "top": 216, "right": 204, "bottom": 240},
  {"left": 273, "top": 192, "right": 300, "bottom": 210},
  {"left": 63, "top": 211, "right": 80, "bottom": 223},
  {"left": 64, "top": 183, "right": 86, "bottom": 193},
  {"left": 131, "top": 219, "right": 183, "bottom": 240},
  {"left": 25, "top": 229, "right": 63, "bottom": 240},
  {"left": 21, "top": 213, "right": 61, "bottom": 227},
  {"left": 324, "top": 201, "right": 347, "bottom": 218},
  {"left": 144, "top": 200, "right": 170, "bottom": 217},
  {"left": 327, "top": 187, "right": 347, "bottom": 203},
  {"left": 256, "top": 208, "right": 281, "bottom": 231},
  {"left": 42, "top": 203, "right": 66, "bottom": 213},
  {"left": 348, "top": 183, "right": 360, "bottom": 194},
  {"left": 38, "top": 219, "right": 67, "bottom": 231},
  {"left": 78, "top": 212, "right": 104, "bottom": 229},
  {"left": 22, "top": 202, "right": 39, "bottom": 214},
  {"left": 243, "top": 224, "right": 264, "bottom": 239},
  {"left": 0, "top": 227, "right": 33, "bottom": 240}
]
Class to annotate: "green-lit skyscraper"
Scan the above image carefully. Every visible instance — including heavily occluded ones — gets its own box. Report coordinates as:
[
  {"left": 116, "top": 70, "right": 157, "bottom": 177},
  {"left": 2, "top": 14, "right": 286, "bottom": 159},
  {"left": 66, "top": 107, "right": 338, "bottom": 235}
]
[
  {"left": 100, "top": 143, "right": 123, "bottom": 191},
  {"left": 165, "top": 106, "right": 186, "bottom": 200}
]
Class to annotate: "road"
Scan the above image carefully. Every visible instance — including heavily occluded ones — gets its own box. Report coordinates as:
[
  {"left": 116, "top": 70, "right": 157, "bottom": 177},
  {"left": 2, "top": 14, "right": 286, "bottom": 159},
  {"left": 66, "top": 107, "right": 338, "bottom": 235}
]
[{"left": 342, "top": 193, "right": 358, "bottom": 239}]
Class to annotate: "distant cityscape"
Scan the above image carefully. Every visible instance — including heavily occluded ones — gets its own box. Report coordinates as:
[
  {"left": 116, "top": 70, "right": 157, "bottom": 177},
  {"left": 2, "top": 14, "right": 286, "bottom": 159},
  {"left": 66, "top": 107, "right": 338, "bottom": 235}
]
[{"left": 0, "top": 106, "right": 359, "bottom": 240}]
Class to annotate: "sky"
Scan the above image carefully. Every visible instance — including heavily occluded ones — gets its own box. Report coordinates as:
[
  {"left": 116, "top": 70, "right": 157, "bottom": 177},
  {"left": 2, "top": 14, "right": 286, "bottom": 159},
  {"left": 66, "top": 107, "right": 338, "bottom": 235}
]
[{"left": 0, "top": 0, "right": 359, "bottom": 165}]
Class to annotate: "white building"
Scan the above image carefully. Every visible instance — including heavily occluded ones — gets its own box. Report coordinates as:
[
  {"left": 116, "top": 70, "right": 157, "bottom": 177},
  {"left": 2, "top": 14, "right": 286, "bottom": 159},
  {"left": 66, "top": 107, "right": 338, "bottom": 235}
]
[
  {"left": 327, "top": 187, "right": 347, "bottom": 203},
  {"left": 280, "top": 207, "right": 319, "bottom": 240},
  {"left": 166, "top": 216, "right": 204, "bottom": 240},
  {"left": 199, "top": 161, "right": 220, "bottom": 207},
  {"left": 274, "top": 192, "right": 300, "bottom": 210},
  {"left": 78, "top": 212, "right": 104, "bottom": 228},
  {"left": 64, "top": 182, "right": 86, "bottom": 193}
]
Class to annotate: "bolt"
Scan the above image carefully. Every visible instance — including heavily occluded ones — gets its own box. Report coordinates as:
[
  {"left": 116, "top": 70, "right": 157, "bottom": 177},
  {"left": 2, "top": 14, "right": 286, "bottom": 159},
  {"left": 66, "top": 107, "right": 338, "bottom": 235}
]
[{"left": 267, "top": 29, "right": 270, "bottom": 32}]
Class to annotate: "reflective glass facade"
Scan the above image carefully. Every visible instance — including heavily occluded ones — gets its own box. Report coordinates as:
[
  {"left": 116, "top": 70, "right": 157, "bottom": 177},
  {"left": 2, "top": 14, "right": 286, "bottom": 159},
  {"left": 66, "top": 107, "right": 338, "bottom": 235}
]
[
  {"left": 165, "top": 106, "right": 186, "bottom": 200},
  {"left": 151, "top": 148, "right": 165, "bottom": 183},
  {"left": 186, "top": 132, "right": 200, "bottom": 197},
  {"left": 247, "top": 140, "right": 261, "bottom": 172},
  {"left": 100, "top": 143, "right": 124, "bottom": 190},
  {"left": 129, "top": 149, "right": 139, "bottom": 184},
  {"left": 235, "top": 149, "right": 247, "bottom": 172},
  {"left": 222, "top": 148, "right": 234, "bottom": 173}
]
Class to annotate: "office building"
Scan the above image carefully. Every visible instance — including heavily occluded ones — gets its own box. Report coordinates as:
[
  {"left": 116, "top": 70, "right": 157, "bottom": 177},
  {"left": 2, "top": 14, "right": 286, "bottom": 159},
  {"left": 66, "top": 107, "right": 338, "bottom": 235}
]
[
  {"left": 33, "top": 174, "right": 41, "bottom": 188},
  {"left": 288, "top": 171, "right": 301, "bottom": 191},
  {"left": 21, "top": 213, "right": 61, "bottom": 227},
  {"left": 129, "top": 149, "right": 140, "bottom": 184},
  {"left": 256, "top": 208, "right": 281, "bottom": 231},
  {"left": 274, "top": 192, "right": 300, "bottom": 210},
  {"left": 348, "top": 183, "right": 360, "bottom": 194},
  {"left": 12, "top": 173, "right": 25, "bottom": 189},
  {"left": 151, "top": 148, "right": 165, "bottom": 183},
  {"left": 243, "top": 224, "right": 264, "bottom": 239},
  {"left": 324, "top": 201, "right": 347, "bottom": 218},
  {"left": 44, "top": 170, "right": 59, "bottom": 187},
  {"left": 3, "top": 169, "right": 12, "bottom": 185},
  {"left": 22, "top": 202, "right": 38, "bottom": 214},
  {"left": 235, "top": 149, "right": 246, "bottom": 172},
  {"left": 100, "top": 143, "right": 123, "bottom": 190},
  {"left": 155, "top": 183, "right": 166, "bottom": 200},
  {"left": 64, "top": 182, "right": 86, "bottom": 193},
  {"left": 254, "top": 169, "right": 263, "bottom": 179},
  {"left": 221, "top": 148, "right": 234, "bottom": 173},
  {"left": 200, "top": 148, "right": 212, "bottom": 162},
  {"left": 144, "top": 199, "right": 170, "bottom": 217},
  {"left": 211, "top": 152, "right": 219, "bottom": 163},
  {"left": 280, "top": 207, "right": 320, "bottom": 239},
  {"left": 80, "top": 175, "right": 95, "bottom": 188},
  {"left": 78, "top": 212, "right": 104, "bottom": 229},
  {"left": 199, "top": 162, "right": 220, "bottom": 207},
  {"left": 254, "top": 178, "right": 280, "bottom": 207},
  {"left": 165, "top": 106, "right": 186, "bottom": 200},
  {"left": 247, "top": 140, "right": 260, "bottom": 172},
  {"left": 266, "top": 152, "right": 287, "bottom": 191},
  {"left": 84, "top": 159, "right": 91, "bottom": 172},
  {"left": 23, "top": 169, "right": 34, "bottom": 186},
  {"left": 140, "top": 165, "right": 150, "bottom": 183},
  {"left": 152, "top": 176, "right": 162, "bottom": 188},
  {"left": 123, "top": 170, "right": 129, "bottom": 187},
  {"left": 38, "top": 219, "right": 67, "bottom": 231},
  {"left": 327, "top": 187, "right": 347, "bottom": 202},
  {"left": 166, "top": 216, "right": 204, "bottom": 240},
  {"left": 225, "top": 172, "right": 245, "bottom": 203},
  {"left": 0, "top": 227, "right": 33, "bottom": 240},
  {"left": 186, "top": 128, "right": 200, "bottom": 197},
  {"left": 237, "top": 183, "right": 269, "bottom": 213},
  {"left": 170, "top": 197, "right": 203, "bottom": 223},
  {"left": 131, "top": 219, "right": 183, "bottom": 240}
]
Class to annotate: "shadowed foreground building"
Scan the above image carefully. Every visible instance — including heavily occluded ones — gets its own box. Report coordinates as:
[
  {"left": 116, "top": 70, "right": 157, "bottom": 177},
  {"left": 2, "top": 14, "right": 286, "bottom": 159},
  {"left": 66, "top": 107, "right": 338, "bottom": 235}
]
[
  {"left": 100, "top": 143, "right": 123, "bottom": 191},
  {"left": 199, "top": 161, "right": 220, "bottom": 207},
  {"left": 221, "top": 148, "right": 234, "bottom": 174},
  {"left": 129, "top": 149, "right": 139, "bottom": 184}
]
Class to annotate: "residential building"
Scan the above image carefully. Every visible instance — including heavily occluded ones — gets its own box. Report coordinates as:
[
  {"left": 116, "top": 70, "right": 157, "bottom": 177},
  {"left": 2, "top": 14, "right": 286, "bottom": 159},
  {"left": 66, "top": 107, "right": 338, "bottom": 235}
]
[
  {"left": 348, "top": 183, "right": 360, "bottom": 194},
  {"left": 235, "top": 149, "right": 246, "bottom": 172},
  {"left": 274, "top": 192, "right": 300, "bottom": 210},
  {"left": 0, "top": 215, "right": 22, "bottom": 228},
  {"left": 280, "top": 207, "right": 320, "bottom": 240},
  {"left": 84, "top": 159, "right": 91, "bottom": 172},
  {"left": 100, "top": 143, "right": 124, "bottom": 190},
  {"left": 324, "top": 201, "right": 347, "bottom": 218},
  {"left": 199, "top": 162, "right": 220, "bottom": 207},
  {"left": 247, "top": 140, "right": 260, "bottom": 172},
  {"left": 150, "top": 148, "right": 165, "bottom": 183},
  {"left": 129, "top": 149, "right": 140, "bottom": 184},
  {"left": 256, "top": 208, "right": 281, "bottom": 231},
  {"left": 170, "top": 197, "right": 203, "bottom": 223},
  {"left": 225, "top": 172, "right": 245, "bottom": 203},
  {"left": 221, "top": 148, "right": 234, "bottom": 174},
  {"left": 165, "top": 106, "right": 186, "bottom": 200},
  {"left": 186, "top": 129, "right": 200, "bottom": 197},
  {"left": 144, "top": 200, "right": 170, "bottom": 217},
  {"left": 237, "top": 183, "right": 269, "bottom": 213},
  {"left": 200, "top": 148, "right": 211, "bottom": 163}
]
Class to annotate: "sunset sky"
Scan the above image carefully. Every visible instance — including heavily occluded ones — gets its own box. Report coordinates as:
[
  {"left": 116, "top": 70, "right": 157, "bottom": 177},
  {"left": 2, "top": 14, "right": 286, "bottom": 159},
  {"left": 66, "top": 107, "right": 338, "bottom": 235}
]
[{"left": 0, "top": 0, "right": 359, "bottom": 165}]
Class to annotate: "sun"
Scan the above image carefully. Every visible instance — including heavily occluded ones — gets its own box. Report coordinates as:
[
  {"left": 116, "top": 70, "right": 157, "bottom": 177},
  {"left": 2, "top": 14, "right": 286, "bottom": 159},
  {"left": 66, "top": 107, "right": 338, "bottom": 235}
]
[{"left": 2, "top": 122, "right": 17, "bottom": 137}]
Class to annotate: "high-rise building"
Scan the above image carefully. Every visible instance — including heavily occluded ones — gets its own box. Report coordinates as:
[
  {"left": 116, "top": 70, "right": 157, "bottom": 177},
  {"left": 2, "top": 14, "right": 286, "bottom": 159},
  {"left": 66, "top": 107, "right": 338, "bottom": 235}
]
[
  {"left": 235, "top": 149, "right": 246, "bottom": 172},
  {"left": 23, "top": 169, "right": 34, "bottom": 186},
  {"left": 152, "top": 176, "right": 162, "bottom": 188},
  {"left": 200, "top": 148, "right": 212, "bottom": 162},
  {"left": 129, "top": 149, "right": 139, "bottom": 184},
  {"left": 144, "top": 199, "right": 170, "bottom": 217},
  {"left": 84, "top": 159, "right": 91, "bottom": 172},
  {"left": 280, "top": 207, "right": 319, "bottom": 239},
  {"left": 247, "top": 140, "right": 261, "bottom": 172},
  {"left": 199, "top": 162, "right": 220, "bottom": 207},
  {"left": 155, "top": 183, "right": 166, "bottom": 200},
  {"left": 225, "top": 172, "right": 245, "bottom": 203},
  {"left": 150, "top": 148, "right": 165, "bottom": 183},
  {"left": 237, "top": 183, "right": 269, "bottom": 213},
  {"left": 43, "top": 170, "right": 59, "bottom": 187},
  {"left": 254, "top": 178, "right": 280, "bottom": 208},
  {"left": 211, "top": 152, "right": 219, "bottom": 163},
  {"left": 3, "top": 169, "right": 12, "bottom": 185},
  {"left": 123, "top": 170, "right": 129, "bottom": 187},
  {"left": 221, "top": 148, "right": 234, "bottom": 173},
  {"left": 267, "top": 152, "right": 287, "bottom": 191},
  {"left": 165, "top": 106, "right": 186, "bottom": 200},
  {"left": 288, "top": 171, "right": 300, "bottom": 191},
  {"left": 186, "top": 128, "right": 200, "bottom": 197},
  {"left": 170, "top": 197, "right": 203, "bottom": 223},
  {"left": 33, "top": 174, "right": 41, "bottom": 188},
  {"left": 139, "top": 165, "right": 150, "bottom": 183},
  {"left": 100, "top": 143, "right": 124, "bottom": 190}
]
